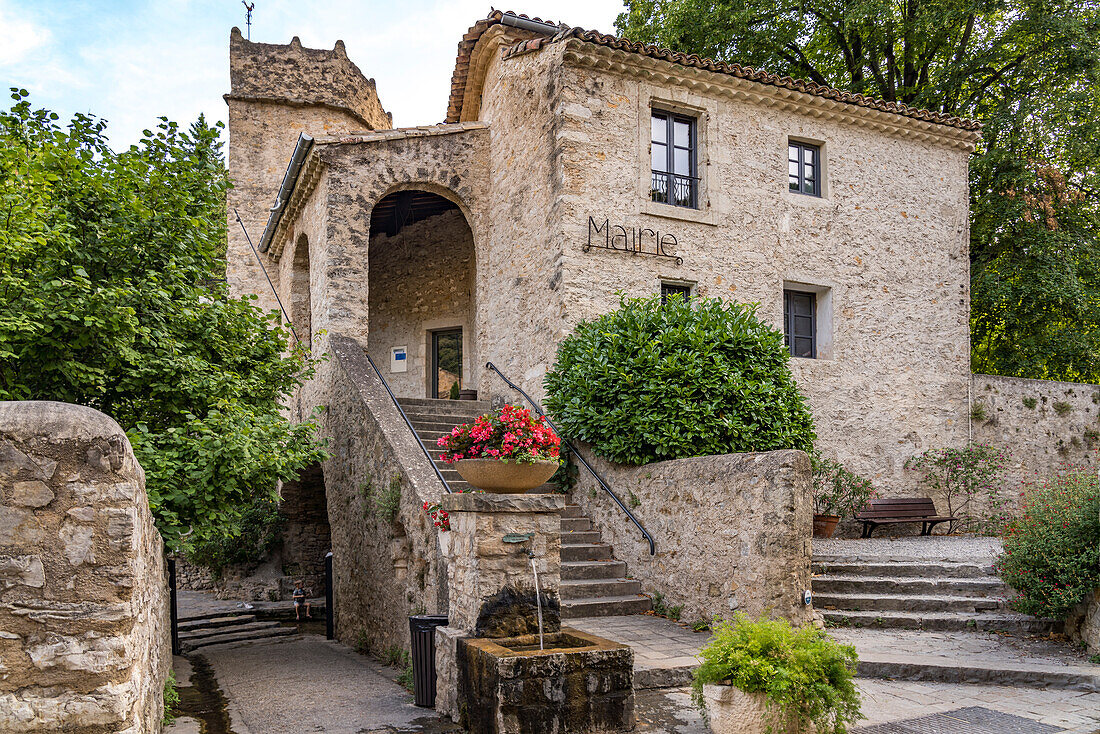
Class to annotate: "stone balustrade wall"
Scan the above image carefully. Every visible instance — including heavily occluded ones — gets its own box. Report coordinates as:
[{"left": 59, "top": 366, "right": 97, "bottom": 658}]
[{"left": 0, "top": 401, "right": 170, "bottom": 733}]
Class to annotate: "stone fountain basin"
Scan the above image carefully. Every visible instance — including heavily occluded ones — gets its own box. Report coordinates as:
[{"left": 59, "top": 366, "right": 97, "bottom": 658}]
[{"left": 458, "top": 628, "right": 635, "bottom": 734}]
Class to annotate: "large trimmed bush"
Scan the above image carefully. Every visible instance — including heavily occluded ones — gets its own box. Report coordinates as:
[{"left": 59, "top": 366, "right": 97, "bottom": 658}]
[
  {"left": 995, "top": 468, "right": 1100, "bottom": 619},
  {"left": 543, "top": 294, "right": 815, "bottom": 465}
]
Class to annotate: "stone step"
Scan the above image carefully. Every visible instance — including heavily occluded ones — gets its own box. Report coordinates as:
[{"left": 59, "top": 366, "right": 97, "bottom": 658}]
[
  {"left": 560, "top": 517, "right": 592, "bottom": 532},
  {"left": 180, "top": 625, "right": 297, "bottom": 652},
  {"left": 561, "top": 594, "right": 652, "bottom": 619},
  {"left": 561, "top": 543, "right": 614, "bottom": 562},
  {"left": 177, "top": 614, "right": 257, "bottom": 631},
  {"left": 813, "top": 592, "right": 1008, "bottom": 613},
  {"left": 179, "top": 620, "right": 283, "bottom": 642},
  {"left": 177, "top": 609, "right": 261, "bottom": 624},
  {"left": 418, "top": 430, "right": 451, "bottom": 442},
  {"left": 822, "top": 609, "right": 1060, "bottom": 635},
  {"left": 812, "top": 560, "right": 993, "bottom": 578},
  {"left": 396, "top": 398, "right": 490, "bottom": 412},
  {"left": 402, "top": 410, "right": 482, "bottom": 425},
  {"left": 561, "top": 560, "right": 629, "bottom": 580},
  {"left": 409, "top": 419, "right": 473, "bottom": 433},
  {"left": 559, "top": 578, "right": 643, "bottom": 600},
  {"left": 561, "top": 504, "right": 585, "bottom": 518},
  {"left": 559, "top": 530, "right": 603, "bottom": 545},
  {"left": 813, "top": 575, "right": 1009, "bottom": 597}
]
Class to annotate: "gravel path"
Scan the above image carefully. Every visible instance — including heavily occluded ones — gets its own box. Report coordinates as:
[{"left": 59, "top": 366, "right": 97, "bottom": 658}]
[{"left": 814, "top": 535, "right": 1003, "bottom": 563}]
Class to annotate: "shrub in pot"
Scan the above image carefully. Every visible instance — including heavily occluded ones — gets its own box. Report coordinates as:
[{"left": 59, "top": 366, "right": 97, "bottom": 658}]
[
  {"left": 692, "top": 615, "right": 861, "bottom": 734},
  {"left": 436, "top": 404, "right": 561, "bottom": 493},
  {"left": 543, "top": 294, "right": 815, "bottom": 465},
  {"left": 811, "top": 453, "right": 876, "bottom": 538}
]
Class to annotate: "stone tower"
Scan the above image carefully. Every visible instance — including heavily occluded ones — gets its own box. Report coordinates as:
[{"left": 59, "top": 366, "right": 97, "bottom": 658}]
[{"left": 224, "top": 27, "right": 391, "bottom": 311}]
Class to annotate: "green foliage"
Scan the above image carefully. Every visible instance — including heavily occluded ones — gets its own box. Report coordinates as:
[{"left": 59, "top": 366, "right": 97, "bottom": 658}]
[
  {"left": 650, "top": 592, "right": 683, "bottom": 621},
  {"left": 691, "top": 615, "right": 861, "bottom": 733},
  {"left": 549, "top": 445, "right": 579, "bottom": 494},
  {"left": 382, "top": 646, "right": 414, "bottom": 692},
  {"left": 970, "top": 402, "right": 989, "bottom": 422},
  {"left": 691, "top": 619, "right": 711, "bottom": 633},
  {"left": 373, "top": 474, "right": 402, "bottom": 523},
  {"left": 811, "top": 453, "right": 876, "bottom": 518},
  {"left": 397, "top": 662, "right": 414, "bottom": 693},
  {"left": 355, "top": 629, "right": 370, "bottom": 654},
  {"left": 448, "top": 381, "right": 460, "bottom": 400},
  {"left": 0, "top": 90, "right": 326, "bottom": 552},
  {"left": 905, "top": 444, "right": 1012, "bottom": 533},
  {"left": 1053, "top": 401, "right": 1073, "bottom": 416},
  {"left": 162, "top": 670, "right": 180, "bottom": 726},
  {"left": 186, "top": 496, "right": 282, "bottom": 575},
  {"left": 995, "top": 468, "right": 1100, "bottom": 618},
  {"left": 617, "top": 2, "right": 1100, "bottom": 384},
  {"left": 628, "top": 491, "right": 641, "bottom": 509},
  {"left": 544, "top": 295, "right": 815, "bottom": 465},
  {"left": 1023, "top": 396, "right": 1038, "bottom": 409}
]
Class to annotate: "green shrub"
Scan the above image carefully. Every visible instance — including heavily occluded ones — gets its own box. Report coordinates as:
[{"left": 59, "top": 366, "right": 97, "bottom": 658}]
[
  {"left": 970, "top": 402, "right": 989, "bottom": 422},
  {"left": 544, "top": 295, "right": 815, "bottom": 465},
  {"left": 650, "top": 592, "right": 683, "bottom": 621},
  {"left": 1053, "top": 400, "right": 1073, "bottom": 416},
  {"left": 162, "top": 670, "right": 180, "bottom": 726},
  {"left": 904, "top": 443, "right": 1011, "bottom": 534},
  {"left": 692, "top": 615, "right": 861, "bottom": 733},
  {"left": 186, "top": 496, "right": 282, "bottom": 574},
  {"left": 995, "top": 468, "right": 1100, "bottom": 618},
  {"left": 811, "top": 453, "right": 876, "bottom": 517},
  {"left": 1022, "top": 396, "right": 1038, "bottom": 409}
]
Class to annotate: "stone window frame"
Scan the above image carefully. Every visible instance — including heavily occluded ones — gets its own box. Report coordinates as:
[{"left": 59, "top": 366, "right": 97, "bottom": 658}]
[
  {"left": 638, "top": 88, "right": 718, "bottom": 226},
  {"left": 786, "top": 135, "right": 830, "bottom": 201},
  {"left": 782, "top": 280, "right": 835, "bottom": 360},
  {"left": 660, "top": 279, "right": 695, "bottom": 303}
]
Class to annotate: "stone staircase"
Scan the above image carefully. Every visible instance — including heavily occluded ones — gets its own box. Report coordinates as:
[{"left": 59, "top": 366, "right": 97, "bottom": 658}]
[
  {"left": 399, "top": 397, "right": 652, "bottom": 619},
  {"left": 812, "top": 555, "right": 1060, "bottom": 634},
  {"left": 177, "top": 612, "right": 297, "bottom": 653}
]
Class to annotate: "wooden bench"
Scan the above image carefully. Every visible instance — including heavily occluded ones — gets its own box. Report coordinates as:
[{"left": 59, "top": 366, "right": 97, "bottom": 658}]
[{"left": 854, "top": 498, "right": 955, "bottom": 538}]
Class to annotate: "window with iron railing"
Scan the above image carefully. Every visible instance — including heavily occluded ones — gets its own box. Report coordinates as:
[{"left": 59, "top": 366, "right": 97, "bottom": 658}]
[{"left": 651, "top": 111, "right": 698, "bottom": 209}]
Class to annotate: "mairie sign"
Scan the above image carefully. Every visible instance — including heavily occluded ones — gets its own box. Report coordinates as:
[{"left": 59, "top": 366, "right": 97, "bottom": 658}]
[{"left": 583, "top": 217, "right": 683, "bottom": 265}]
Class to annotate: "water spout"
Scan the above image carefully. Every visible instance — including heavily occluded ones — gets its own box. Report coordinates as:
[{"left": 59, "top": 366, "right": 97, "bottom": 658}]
[{"left": 530, "top": 555, "right": 545, "bottom": 651}]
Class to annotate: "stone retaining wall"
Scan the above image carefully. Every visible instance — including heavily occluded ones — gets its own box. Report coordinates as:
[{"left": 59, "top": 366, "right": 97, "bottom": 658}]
[
  {"left": 1066, "top": 589, "right": 1100, "bottom": 655},
  {"left": 319, "top": 335, "right": 450, "bottom": 653},
  {"left": 0, "top": 401, "right": 170, "bottom": 733},
  {"left": 573, "top": 448, "right": 813, "bottom": 626}
]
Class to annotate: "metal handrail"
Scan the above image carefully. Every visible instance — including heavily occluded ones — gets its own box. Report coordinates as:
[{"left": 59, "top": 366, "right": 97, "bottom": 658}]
[
  {"left": 484, "top": 362, "right": 656, "bottom": 555},
  {"left": 363, "top": 352, "right": 453, "bottom": 493}
]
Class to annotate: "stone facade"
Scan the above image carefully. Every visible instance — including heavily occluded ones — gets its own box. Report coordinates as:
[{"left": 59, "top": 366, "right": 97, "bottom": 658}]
[
  {"left": 0, "top": 401, "right": 169, "bottom": 733},
  {"left": 971, "top": 373, "right": 1100, "bottom": 502},
  {"left": 573, "top": 449, "right": 814, "bottom": 625}
]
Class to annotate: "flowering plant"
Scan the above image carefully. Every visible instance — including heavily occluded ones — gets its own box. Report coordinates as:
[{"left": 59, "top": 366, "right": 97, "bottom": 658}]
[
  {"left": 437, "top": 404, "right": 561, "bottom": 465},
  {"left": 423, "top": 501, "right": 450, "bottom": 531},
  {"left": 904, "top": 443, "right": 1011, "bottom": 533}
]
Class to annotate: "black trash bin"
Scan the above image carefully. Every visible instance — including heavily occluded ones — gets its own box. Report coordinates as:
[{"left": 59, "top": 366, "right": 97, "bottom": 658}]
[{"left": 409, "top": 614, "right": 448, "bottom": 707}]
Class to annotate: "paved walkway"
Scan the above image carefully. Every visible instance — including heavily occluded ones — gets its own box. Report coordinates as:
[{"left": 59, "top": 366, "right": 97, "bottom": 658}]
[{"left": 569, "top": 615, "right": 1100, "bottom": 733}]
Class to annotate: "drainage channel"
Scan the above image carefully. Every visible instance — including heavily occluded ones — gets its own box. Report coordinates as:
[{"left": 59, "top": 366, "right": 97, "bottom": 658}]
[{"left": 173, "top": 655, "right": 237, "bottom": 734}]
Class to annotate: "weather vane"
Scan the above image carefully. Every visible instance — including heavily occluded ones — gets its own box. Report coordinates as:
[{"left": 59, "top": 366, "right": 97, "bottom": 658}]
[{"left": 242, "top": 1, "right": 255, "bottom": 40}]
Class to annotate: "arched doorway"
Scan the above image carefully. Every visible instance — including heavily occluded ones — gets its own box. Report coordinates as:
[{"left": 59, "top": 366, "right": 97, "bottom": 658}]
[{"left": 367, "top": 189, "right": 476, "bottom": 398}]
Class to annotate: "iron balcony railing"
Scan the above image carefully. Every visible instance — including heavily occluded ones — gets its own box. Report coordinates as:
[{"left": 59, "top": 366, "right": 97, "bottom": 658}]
[
  {"left": 485, "top": 362, "right": 656, "bottom": 555},
  {"left": 651, "top": 170, "right": 698, "bottom": 209},
  {"left": 363, "top": 351, "right": 454, "bottom": 493}
]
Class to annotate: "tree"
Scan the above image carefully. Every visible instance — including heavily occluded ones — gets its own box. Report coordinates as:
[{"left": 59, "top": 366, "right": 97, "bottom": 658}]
[
  {"left": 618, "top": 0, "right": 1100, "bottom": 383},
  {"left": 0, "top": 89, "right": 326, "bottom": 553}
]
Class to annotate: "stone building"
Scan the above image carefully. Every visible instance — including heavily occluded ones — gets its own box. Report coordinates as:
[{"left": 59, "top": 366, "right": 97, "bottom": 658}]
[{"left": 222, "top": 12, "right": 1098, "bottom": 649}]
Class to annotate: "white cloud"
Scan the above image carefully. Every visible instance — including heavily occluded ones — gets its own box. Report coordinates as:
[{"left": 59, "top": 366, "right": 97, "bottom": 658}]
[{"left": 0, "top": 0, "right": 50, "bottom": 66}]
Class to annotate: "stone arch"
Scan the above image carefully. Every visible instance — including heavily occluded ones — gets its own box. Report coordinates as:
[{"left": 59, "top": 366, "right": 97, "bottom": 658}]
[
  {"left": 290, "top": 233, "right": 312, "bottom": 346},
  {"left": 366, "top": 187, "right": 477, "bottom": 399}
]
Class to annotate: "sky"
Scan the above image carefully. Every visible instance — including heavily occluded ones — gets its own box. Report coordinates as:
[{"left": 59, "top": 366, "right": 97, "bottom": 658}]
[{"left": 0, "top": 0, "right": 626, "bottom": 149}]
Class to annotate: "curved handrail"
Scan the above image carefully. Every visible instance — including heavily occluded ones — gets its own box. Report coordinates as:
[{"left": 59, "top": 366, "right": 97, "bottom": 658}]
[
  {"left": 363, "top": 352, "right": 453, "bottom": 493},
  {"left": 485, "top": 362, "right": 656, "bottom": 555}
]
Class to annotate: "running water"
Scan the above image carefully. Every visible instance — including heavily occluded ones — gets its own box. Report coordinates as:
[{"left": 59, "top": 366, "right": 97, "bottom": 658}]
[{"left": 530, "top": 556, "right": 545, "bottom": 651}]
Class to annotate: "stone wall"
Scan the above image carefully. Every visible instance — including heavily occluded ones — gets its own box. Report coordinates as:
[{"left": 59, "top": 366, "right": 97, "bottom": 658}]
[
  {"left": 367, "top": 209, "right": 476, "bottom": 398},
  {"left": 318, "top": 335, "right": 450, "bottom": 653},
  {"left": 971, "top": 374, "right": 1100, "bottom": 503},
  {"left": 0, "top": 401, "right": 169, "bottom": 733},
  {"left": 572, "top": 448, "right": 813, "bottom": 626},
  {"left": 1065, "top": 589, "right": 1100, "bottom": 655}
]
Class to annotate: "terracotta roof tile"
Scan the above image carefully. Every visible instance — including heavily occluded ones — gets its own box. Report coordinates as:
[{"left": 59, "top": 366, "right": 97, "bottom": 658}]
[{"left": 446, "top": 11, "right": 980, "bottom": 133}]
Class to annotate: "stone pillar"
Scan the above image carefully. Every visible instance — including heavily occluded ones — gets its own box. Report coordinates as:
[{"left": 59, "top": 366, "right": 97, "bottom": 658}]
[
  {"left": 435, "top": 493, "right": 564, "bottom": 721},
  {"left": 0, "top": 401, "right": 170, "bottom": 733}
]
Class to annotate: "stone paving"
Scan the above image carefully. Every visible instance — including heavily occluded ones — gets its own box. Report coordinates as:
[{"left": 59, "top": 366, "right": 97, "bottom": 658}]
[{"left": 570, "top": 615, "right": 1100, "bottom": 732}]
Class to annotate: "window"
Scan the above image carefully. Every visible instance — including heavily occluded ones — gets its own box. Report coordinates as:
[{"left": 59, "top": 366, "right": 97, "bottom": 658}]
[
  {"left": 784, "top": 290, "right": 816, "bottom": 358},
  {"left": 661, "top": 282, "right": 692, "bottom": 304},
  {"left": 651, "top": 111, "right": 697, "bottom": 209},
  {"left": 788, "top": 141, "right": 821, "bottom": 196}
]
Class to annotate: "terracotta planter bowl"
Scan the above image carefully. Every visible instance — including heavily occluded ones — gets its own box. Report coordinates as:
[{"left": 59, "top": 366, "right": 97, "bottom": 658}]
[
  {"left": 454, "top": 458, "right": 559, "bottom": 493},
  {"left": 812, "top": 514, "right": 841, "bottom": 538}
]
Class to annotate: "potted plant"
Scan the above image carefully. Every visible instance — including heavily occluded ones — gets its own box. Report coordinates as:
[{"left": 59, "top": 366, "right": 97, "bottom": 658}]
[
  {"left": 437, "top": 404, "right": 561, "bottom": 493},
  {"left": 692, "top": 615, "right": 862, "bottom": 734},
  {"left": 812, "top": 453, "right": 876, "bottom": 538}
]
